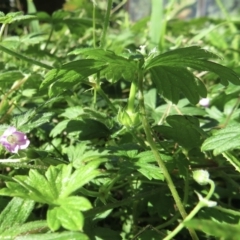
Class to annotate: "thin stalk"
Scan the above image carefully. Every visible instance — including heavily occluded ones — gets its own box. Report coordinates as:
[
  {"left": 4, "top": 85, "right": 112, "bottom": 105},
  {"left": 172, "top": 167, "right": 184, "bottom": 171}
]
[
  {"left": 100, "top": 0, "right": 113, "bottom": 48},
  {"left": 215, "top": 0, "right": 239, "bottom": 62},
  {"left": 92, "top": 1, "right": 96, "bottom": 48},
  {"left": 0, "top": 44, "right": 52, "bottom": 70},
  {"left": 138, "top": 70, "right": 198, "bottom": 240},
  {"left": 0, "top": 162, "right": 47, "bottom": 170},
  {"left": 43, "top": 26, "right": 54, "bottom": 51},
  {"left": 222, "top": 96, "right": 240, "bottom": 127},
  {"left": 183, "top": 169, "right": 190, "bottom": 205},
  {"left": 164, "top": 180, "right": 215, "bottom": 240},
  {"left": 97, "top": 87, "right": 118, "bottom": 114},
  {"left": 156, "top": 213, "right": 180, "bottom": 230},
  {"left": 0, "top": 23, "right": 7, "bottom": 41}
]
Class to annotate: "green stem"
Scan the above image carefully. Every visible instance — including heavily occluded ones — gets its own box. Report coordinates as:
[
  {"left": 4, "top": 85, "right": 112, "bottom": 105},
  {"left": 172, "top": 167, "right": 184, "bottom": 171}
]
[
  {"left": 0, "top": 162, "right": 47, "bottom": 170},
  {"left": 0, "top": 44, "right": 52, "bottom": 70},
  {"left": 156, "top": 213, "right": 180, "bottom": 230},
  {"left": 100, "top": 0, "right": 112, "bottom": 48},
  {"left": 0, "top": 23, "right": 6, "bottom": 41},
  {"left": 43, "top": 26, "right": 54, "bottom": 51},
  {"left": 97, "top": 87, "right": 118, "bottom": 114},
  {"left": 183, "top": 169, "right": 190, "bottom": 205},
  {"left": 138, "top": 70, "right": 198, "bottom": 240},
  {"left": 127, "top": 80, "right": 138, "bottom": 112},
  {"left": 164, "top": 179, "right": 215, "bottom": 240}
]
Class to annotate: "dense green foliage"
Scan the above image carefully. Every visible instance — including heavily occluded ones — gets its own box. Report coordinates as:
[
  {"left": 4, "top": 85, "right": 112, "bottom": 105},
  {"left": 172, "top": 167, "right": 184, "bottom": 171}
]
[{"left": 0, "top": 1, "right": 240, "bottom": 239}]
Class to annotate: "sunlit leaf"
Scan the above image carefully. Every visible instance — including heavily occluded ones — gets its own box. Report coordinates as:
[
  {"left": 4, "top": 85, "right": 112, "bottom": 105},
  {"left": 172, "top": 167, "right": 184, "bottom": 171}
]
[
  {"left": 201, "top": 123, "right": 240, "bottom": 155},
  {"left": 145, "top": 46, "right": 240, "bottom": 104},
  {"left": 185, "top": 219, "right": 240, "bottom": 239},
  {"left": 40, "top": 59, "right": 107, "bottom": 96},
  {"left": 0, "top": 197, "right": 34, "bottom": 232},
  {"left": 69, "top": 48, "right": 138, "bottom": 83}
]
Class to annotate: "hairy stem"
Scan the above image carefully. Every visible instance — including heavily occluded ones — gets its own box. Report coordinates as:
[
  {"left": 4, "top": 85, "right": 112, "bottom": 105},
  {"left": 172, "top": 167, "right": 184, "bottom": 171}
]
[
  {"left": 138, "top": 69, "right": 199, "bottom": 240},
  {"left": 164, "top": 180, "right": 215, "bottom": 240}
]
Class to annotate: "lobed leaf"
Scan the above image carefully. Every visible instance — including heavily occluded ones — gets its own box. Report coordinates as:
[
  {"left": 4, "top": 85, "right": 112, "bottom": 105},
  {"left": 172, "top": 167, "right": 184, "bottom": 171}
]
[
  {"left": 40, "top": 59, "right": 107, "bottom": 96},
  {"left": 15, "top": 231, "right": 89, "bottom": 240},
  {"left": 201, "top": 123, "right": 240, "bottom": 155},
  {"left": 185, "top": 219, "right": 240, "bottom": 239},
  {"left": 145, "top": 46, "right": 240, "bottom": 104},
  {"left": 1, "top": 220, "right": 48, "bottom": 238},
  {"left": 155, "top": 115, "right": 206, "bottom": 150},
  {"left": 69, "top": 48, "right": 138, "bottom": 83},
  {"left": 150, "top": 66, "right": 206, "bottom": 104},
  {"left": 0, "top": 197, "right": 34, "bottom": 233}
]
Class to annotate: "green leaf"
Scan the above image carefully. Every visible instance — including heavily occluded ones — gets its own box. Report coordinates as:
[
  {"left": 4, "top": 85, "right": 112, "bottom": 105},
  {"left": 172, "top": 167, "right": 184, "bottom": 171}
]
[
  {"left": 150, "top": 66, "right": 206, "bottom": 104},
  {"left": 0, "top": 71, "right": 24, "bottom": 83},
  {"left": 145, "top": 46, "right": 218, "bottom": 69},
  {"left": 82, "top": 107, "right": 114, "bottom": 129},
  {"left": 56, "top": 206, "right": 84, "bottom": 231},
  {"left": 0, "top": 181, "right": 30, "bottom": 199},
  {"left": 47, "top": 207, "right": 61, "bottom": 231},
  {"left": 13, "top": 112, "right": 54, "bottom": 132},
  {"left": 69, "top": 48, "right": 138, "bottom": 83},
  {"left": 145, "top": 46, "right": 240, "bottom": 103},
  {"left": 45, "top": 164, "right": 73, "bottom": 199},
  {"left": 136, "top": 163, "right": 164, "bottom": 180},
  {"left": 40, "top": 59, "right": 107, "bottom": 96},
  {"left": 67, "top": 142, "right": 87, "bottom": 164},
  {"left": 15, "top": 231, "right": 89, "bottom": 240},
  {"left": 222, "top": 152, "right": 240, "bottom": 173},
  {"left": 60, "top": 106, "right": 83, "bottom": 119},
  {"left": 59, "top": 160, "right": 102, "bottom": 198},
  {"left": 185, "top": 219, "right": 240, "bottom": 240},
  {"left": 0, "top": 44, "right": 52, "bottom": 69},
  {"left": 0, "top": 163, "right": 100, "bottom": 205},
  {"left": 57, "top": 196, "right": 92, "bottom": 211},
  {"left": 66, "top": 142, "right": 109, "bottom": 169},
  {"left": 47, "top": 205, "right": 85, "bottom": 231},
  {"left": 0, "top": 12, "right": 36, "bottom": 24},
  {"left": 201, "top": 123, "right": 240, "bottom": 155},
  {"left": 14, "top": 171, "right": 57, "bottom": 203},
  {"left": 0, "top": 197, "right": 34, "bottom": 232},
  {"left": 154, "top": 115, "right": 206, "bottom": 150},
  {"left": 1, "top": 220, "right": 48, "bottom": 238},
  {"left": 51, "top": 119, "right": 111, "bottom": 140}
]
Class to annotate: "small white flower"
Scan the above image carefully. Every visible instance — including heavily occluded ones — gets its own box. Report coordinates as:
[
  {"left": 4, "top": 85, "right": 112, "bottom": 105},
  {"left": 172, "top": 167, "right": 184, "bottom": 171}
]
[{"left": 199, "top": 98, "right": 210, "bottom": 107}]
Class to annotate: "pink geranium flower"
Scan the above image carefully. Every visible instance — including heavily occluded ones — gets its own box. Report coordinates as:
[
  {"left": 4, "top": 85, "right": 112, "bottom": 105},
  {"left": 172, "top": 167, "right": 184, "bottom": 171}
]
[{"left": 0, "top": 127, "right": 30, "bottom": 153}]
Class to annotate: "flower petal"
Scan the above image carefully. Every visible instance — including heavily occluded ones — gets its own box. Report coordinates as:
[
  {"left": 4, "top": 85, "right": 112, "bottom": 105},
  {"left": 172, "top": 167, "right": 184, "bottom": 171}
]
[{"left": 0, "top": 127, "right": 30, "bottom": 153}]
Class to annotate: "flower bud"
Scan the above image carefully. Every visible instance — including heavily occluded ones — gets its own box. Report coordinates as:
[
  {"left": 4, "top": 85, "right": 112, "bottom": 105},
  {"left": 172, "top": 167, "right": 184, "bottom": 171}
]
[
  {"left": 193, "top": 170, "right": 210, "bottom": 185},
  {"left": 117, "top": 108, "right": 140, "bottom": 128},
  {"left": 199, "top": 98, "right": 210, "bottom": 107},
  {"left": 195, "top": 192, "right": 217, "bottom": 207}
]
